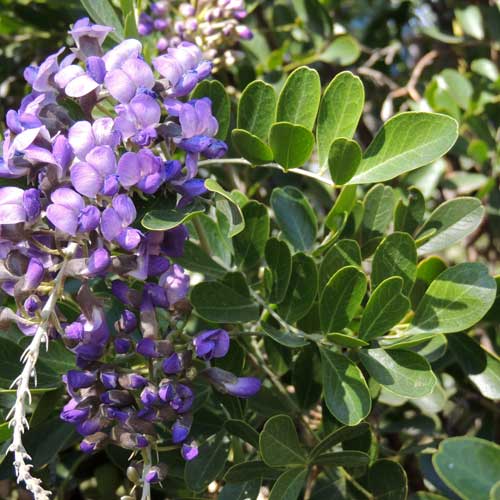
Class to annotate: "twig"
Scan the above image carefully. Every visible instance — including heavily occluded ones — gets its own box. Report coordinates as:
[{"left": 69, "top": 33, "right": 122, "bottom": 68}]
[
  {"left": 140, "top": 447, "right": 152, "bottom": 500},
  {"left": 7, "top": 241, "right": 78, "bottom": 500}
]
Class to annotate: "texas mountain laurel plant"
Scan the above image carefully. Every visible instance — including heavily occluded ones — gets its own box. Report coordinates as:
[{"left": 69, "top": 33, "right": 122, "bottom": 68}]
[{"left": 0, "top": 2, "right": 498, "bottom": 500}]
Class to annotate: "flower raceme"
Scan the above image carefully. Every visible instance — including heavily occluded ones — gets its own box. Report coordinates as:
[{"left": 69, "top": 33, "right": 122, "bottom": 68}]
[{"left": 0, "top": 16, "right": 259, "bottom": 497}]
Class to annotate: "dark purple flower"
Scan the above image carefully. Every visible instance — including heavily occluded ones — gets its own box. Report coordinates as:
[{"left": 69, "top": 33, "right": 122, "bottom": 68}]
[
  {"left": 162, "top": 352, "right": 182, "bottom": 374},
  {"left": 117, "top": 148, "right": 165, "bottom": 194},
  {"left": 100, "top": 194, "right": 141, "bottom": 250},
  {"left": 148, "top": 256, "right": 170, "bottom": 276},
  {"left": 66, "top": 369, "right": 97, "bottom": 391},
  {"left": 114, "top": 337, "right": 132, "bottom": 354},
  {"left": 118, "top": 309, "right": 137, "bottom": 333},
  {"left": 76, "top": 416, "right": 104, "bottom": 436},
  {"left": 204, "top": 367, "right": 261, "bottom": 398},
  {"left": 138, "top": 13, "right": 154, "bottom": 36},
  {"left": 100, "top": 370, "right": 119, "bottom": 389},
  {"left": 24, "top": 295, "right": 40, "bottom": 315},
  {"left": 86, "top": 56, "right": 106, "bottom": 83},
  {"left": 172, "top": 414, "right": 192, "bottom": 443},
  {"left": 162, "top": 225, "right": 188, "bottom": 258},
  {"left": 60, "top": 398, "right": 91, "bottom": 423},
  {"left": 100, "top": 390, "right": 134, "bottom": 406},
  {"left": 159, "top": 382, "right": 193, "bottom": 414},
  {"left": 145, "top": 468, "right": 160, "bottom": 484},
  {"left": 181, "top": 442, "right": 198, "bottom": 461},
  {"left": 79, "top": 432, "right": 107, "bottom": 454},
  {"left": 119, "top": 373, "right": 148, "bottom": 390},
  {"left": 193, "top": 329, "right": 230, "bottom": 360},
  {"left": 136, "top": 338, "right": 159, "bottom": 358},
  {"left": 140, "top": 385, "right": 159, "bottom": 406}
]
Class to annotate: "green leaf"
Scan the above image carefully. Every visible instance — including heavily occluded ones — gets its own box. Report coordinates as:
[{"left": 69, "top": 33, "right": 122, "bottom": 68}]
[
  {"left": 433, "top": 437, "right": 500, "bottom": 500},
  {"left": 123, "top": 11, "right": 138, "bottom": 38},
  {"left": 185, "top": 432, "right": 229, "bottom": 492},
  {"left": 269, "top": 122, "right": 314, "bottom": 170},
  {"left": 276, "top": 66, "right": 321, "bottom": 130},
  {"left": 359, "top": 348, "right": 436, "bottom": 398},
  {"left": 407, "top": 263, "right": 497, "bottom": 336},
  {"left": 319, "top": 239, "right": 361, "bottom": 290},
  {"left": 224, "top": 461, "right": 282, "bottom": 483},
  {"left": 293, "top": 345, "right": 322, "bottom": 409},
  {"left": 231, "top": 129, "right": 274, "bottom": 165},
  {"left": 416, "top": 197, "right": 484, "bottom": 255},
  {"left": 410, "top": 256, "right": 447, "bottom": 309},
  {"left": 455, "top": 5, "right": 484, "bottom": 40},
  {"left": 448, "top": 334, "right": 500, "bottom": 400},
  {"left": 259, "top": 415, "right": 307, "bottom": 467},
  {"left": 276, "top": 252, "right": 317, "bottom": 322},
  {"left": 348, "top": 112, "right": 458, "bottom": 185},
  {"left": 361, "top": 184, "right": 395, "bottom": 244},
  {"left": 359, "top": 277, "right": 410, "bottom": 341},
  {"left": 192, "top": 80, "right": 231, "bottom": 140},
  {"left": 80, "top": 0, "right": 124, "bottom": 42},
  {"left": 437, "top": 69, "right": 474, "bottom": 111},
  {"left": 225, "top": 419, "right": 260, "bottom": 448},
  {"left": 141, "top": 204, "right": 204, "bottom": 231},
  {"left": 317, "top": 71, "right": 364, "bottom": 172},
  {"left": 328, "top": 138, "right": 362, "bottom": 185},
  {"left": 175, "top": 241, "right": 227, "bottom": 278},
  {"left": 237, "top": 80, "right": 276, "bottom": 140},
  {"left": 219, "top": 480, "right": 261, "bottom": 500},
  {"left": 271, "top": 187, "right": 317, "bottom": 251},
  {"left": 320, "top": 348, "right": 371, "bottom": 425},
  {"left": 190, "top": 277, "right": 259, "bottom": 323},
  {"left": 327, "top": 333, "right": 369, "bottom": 349},
  {"left": 320, "top": 35, "right": 361, "bottom": 66},
  {"left": 310, "top": 423, "right": 370, "bottom": 460},
  {"left": 314, "top": 451, "right": 370, "bottom": 467},
  {"left": 265, "top": 238, "right": 292, "bottom": 303},
  {"left": 234, "top": 201, "right": 269, "bottom": 268},
  {"left": 372, "top": 232, "right": 417, "bottom": 295},
  {"left": 394, "top": 187, "right": 425, "bottom": 235},
  {"left": 205, "top": 179, "right": 244, "bottom": 237},
  {"left": 364, "top": 459, "right": 408, "bottom": 500},
  {"left": 320, "top": 266, "right": 367, "bottom": 333},
  {"left": 269, "top": 468, "right": 308, "bottom": 500},
  {"left": 325, "top": 184, "right": 358, "bottom": 232},
  {"left": 262, "top": 323, "right": 309, "bottom": 348}
]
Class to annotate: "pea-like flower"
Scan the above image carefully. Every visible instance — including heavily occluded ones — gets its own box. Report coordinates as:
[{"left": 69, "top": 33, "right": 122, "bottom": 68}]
[{"left": 193, "top": 329, "right": 230, "bottom": 360}]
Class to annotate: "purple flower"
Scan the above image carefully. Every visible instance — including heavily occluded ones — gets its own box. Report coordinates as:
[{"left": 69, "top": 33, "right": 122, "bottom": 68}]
[
  {"left": 69, "top": 118, "right": 120, "bottom": 160},
  {"left": 159, "top": 264, "right": 189, "bottom": 305},
  {"left": 102, "top": 39, "right": 142, "bottom": 71},
  {"left": 118, "top": 310, "right": 137, "bottom": 333},
  {"left": 162, "top": 352, "right": 182, "bottom": 374},
  {"left": 60, "top": 398, "right": 91, "bottom": 423},
  {"left": 0, "top": 187, "right": 41, "bottom": 224},
  {"left": 66, "top": 370, "right": 97, "bottom": 391},
  {"left": 30, "top": 47, "right": 66, "bottom": 93},
  {"left": 119, "top": 373, "right": 148, "bottom": 390},
  {"left": 153, "top": 42, "right": 212, "bottom": 97},
  {"left": 203, "top": 367, "right": 261, "bottom": 398},
  {"left": 138, "top": 13, "right": 154, "bottom": 36},
  {"left": 140, "top": 385, "right": 159, "bottom": 406},
  {"left": 193, "top": 329, "right": 230, "bottom": 360},
  {"left": 104, "top": 56, "right": 155, "bottom": 103},
  {"left": 114, "top": 337, "right": 132, "bottom": 353},
  {"left": 25, "top": 258, "right": 45, "bottom": 289},
  {"left": 70, "top": 145, "right": 118, "bottom": 198},
  {"left": 76, "top": 416, "right": 105, "bottom": 436},
  {"left": 159, "top": 382, "right": 193, "bottom": 413},
  {"left": 117, "top": 148, "right": 165, "bottom": 194},
  {"left": 100, "top": 371, "right": 119, "bottom": 389},
  {"left": 69, "top": 17, "right": 113, "bottom": 56},
  {"left": 46, "top": 188, "right": 100, "bottom": 236},
  {"left": 100, "top": 194, "right": 141, "bottom": 250},
  {"left": 114, "top": 94, "right": 161, "bottom": 146},
  {"left": 87, "top": 248, "right": 111, "bottom": 276},
  {"left": 162, "top": 225, "right": 188, "bottom": 258},
  {"left": 55, "top": 63, "right": 101, "bottom": 98},
  {"left": 181, "top": 442, "right": 198, "bottom": 461},
  {"left": 236, "top": 25, "right": 253, "bottom": 40},
  {"left": 136, "top": 338, "right": 160, "bottom": 358},
  {"left": 172, "top": 414, "right": 192, "bottom": 443},
  {"left": 145, "top": 468, "right": 160, "bottom": 484}
]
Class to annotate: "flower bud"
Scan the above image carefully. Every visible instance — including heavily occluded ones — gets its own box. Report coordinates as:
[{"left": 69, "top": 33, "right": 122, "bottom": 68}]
[
  {"left": 25, "top": 258, "right": 44, "bottom": 290},
  {"left": 162, "top": 352, "right": 182, "bottom": 374},
  {"left": 22, "top": 188, "right": 41, "bottom": 221},
  {"left": 100, "top": 390, "right": 134, "bottom": 406},
  {"left": 87, "top": 248, "right": 111, "bottom": 275},
  {"left": 114, "top": 337, "right": 132, "bottom": 354},
  {"left": 193, "top": 329, "right": 230, "bottom": 360},
  {"left": 80, "top": 432, "right": 108, "bottom": 454},
  {"left": 203, "top": 367, "right": 261, "bottom": 398},
  {"left": 181, "top": 442, "right": 198, "bottom": 461},
  {"left": 24, "top": 295, "right": 41, "bottom": 315},
  {"left": 119, "top": 373, "right": 148, "bottom": 390},
  {"left": 86, "top": 56, "right": 106, "bottom": 83}
]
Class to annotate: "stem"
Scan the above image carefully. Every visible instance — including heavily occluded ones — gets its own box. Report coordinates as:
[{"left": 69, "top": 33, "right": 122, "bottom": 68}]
[
  {"left": 7, "top": 241, "right": 78, "bottom": 500},
  {"left": 197, "top": 158, "right": 335, "bottom": 188},
  {"left": 141, "top": 447, "right": 152, "bottom": 500},
  {"left": 192, "top": 216, "right": 211, "bottom": 255}
]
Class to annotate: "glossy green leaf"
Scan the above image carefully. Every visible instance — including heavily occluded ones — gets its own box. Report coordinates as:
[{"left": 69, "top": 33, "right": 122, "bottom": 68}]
[
  {"left": 349, "top": 112, "right": 458, "bottom": 185},
  {"left": 259, "top": 415, "right": 307, "bottom": 467},
  {"left": 205, "top": 179, "right": 244, "bottom": 237},
  {"left": 364, "top": 459, "right": 408, "bottom": 500},
  {"left": 319, "top": 239, "right": 362, "bottom": 289},
  {"left": 361, "top": 184, "right": 395, "bottom": 243},
  {"left": 141, "top": 204, "right": 204, "bottom": 231},
  {"left": 320, "top": 266, "right": 367, "bottom": 333},
  {"left": 219, "top": 480, "right": 261, "bottom": 500},
  {"left": 237, "top": 80, "right": 276, "bottom": 139},
  {"left": 184, "top": 432, "right": 229, "bottom": 492},
  {"left": 410, "top": 334, "right": 448, "bottom": 363},
  {"left": 433, "top": 437, "right": 500, "bottom": 500},
  {"left": 317, "top": 71, "right": 364, "bottom": 171},
  {"left": 175, "top": 241, "right": 227, "bottom": 278},
  {"left": 416, "top": 197, "right": 484, "bottom": 255},
  {"left": 327, "top": 332, "right": 369, "bottom": 348},
  {"left": 224, "top": 461, "right": 282, "bottom": 483},
  {"left": 360, "top": 277, "right": 410, "bottom": 341},
  {"left": 320, "top": 348, "right": 371, "bottom": 425},
  {"left": 231, "top": 129, "right": 274, "bottom": 165},
  {"left": 192, "top": 80, "right": 231, "bottom": 140},
  {"left": 269, "top": 122, "right": 314, "bottom": 170},
  {"left": 265, "top": 238, "right": 292, "bottom": 303},
  {"left": 234, "top": 201, "right": 269, "bottom": 268},
  {"left": 448, "top": 334, "right": 500, "bottom": 400},
  {"left": 320, "top": 35, "right": 361, "bottom": 66},
  {"left": 80, "top": 0, "right": 124, "bottom": 42},
  {"left": 407, "top": 263, "right": 497, "bottom": 336},
  {"left": 225, "top": 419, "right": 260, "bottom": 448},
  {"left": 310, "top": 423, "right": 370, "bottom": 460},
  {"left": 410, "top": 256, "right": 447, "bottom": 308},
  {"left": 190, "top": 276, "right": 259, "bottom": 323},
  {"left": 293, "top": 345, "right": 322, "bottom": 409},
  {"left": 325, "top": 184, "right": 358, "bottom": 231},
  {"left": 328, "top": 137, "right": 362, "bottom": 184},
  {"left": 271, "top": 186, "right": 317, "bottom": 251},
  {"left": 262, "top": 323, "right": 309, "bottom": 348},
  {"left": 269, "top": 468, "right": 308, "bottom": 500},
  {"left": 276, "top": 66, "right": 321, "bottom": 129},
  {"left": 359, "top": 348, "right": 436, "bottom": 398},
  {"left": 394, "top": 187, "right": 425, "bottom": 235},
  {"left": 372, "top": 232, "right": 417, "bottom": 295},
  {"left": 314, "top": 451, "right": 370, "bottom": 467}
]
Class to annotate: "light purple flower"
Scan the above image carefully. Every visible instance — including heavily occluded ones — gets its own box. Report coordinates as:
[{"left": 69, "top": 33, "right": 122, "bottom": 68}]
[
  {"left": 69, "top": 17, "right": 114, "bottom": 55},
  {"left": 30, "top": 47, "right": 66, "bottom": 93},
  {"left": 159, "top": 264, "right": 189, "bottom": 305},
  {"left": 86, "top": 248, "right": 111, "bottom": 275},
  {"left": 117, "top": 148, "right": 165, "bottom": 194},
  {"left": 0, "top": 187, "right": 41, "bottom": 224},
  {"left": 70, "top": 145, "right": 118, "bottom": 198},
  {"left": 181, "top": 442, "right": 198, "bottom": 461},
  {"left": 46, "top": 188, "right": 100, "bottom": 236},
  {"left": 100, "top": 194, "right": 141, "bottom": 250},
  {"left": 55, "top": 63, "right": 101, "bottom": 98},
  {"left": 193, "top": 329, "right": 230, "bottom": 360},
  {"left": 203, "top": 367, "right": 261, "bottom": 398},
  {"left": 102, "top": 39, "right": 142, "bottom": 71},
  {"left": 114, "top": 94, "right": 161, "bottom": 146},
  {"left": 68, "top": 118, "right": 120, "bottom": 160}
]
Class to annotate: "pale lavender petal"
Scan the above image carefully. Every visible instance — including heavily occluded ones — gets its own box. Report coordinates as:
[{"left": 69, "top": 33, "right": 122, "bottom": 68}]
[
  {"left": 23, "top": 145, "right": 55, "bottom": 164},
  {"left": 46, "top": 204, "right": 79, "bottom": 235},
  {"left": 65, "top": 74, "right": 99, "bottom": 98},
  {"left": 117, "top": 152, "right": 141, "bottom": 188},
  {"left": 51, "top": 187, "right": 84, "bottom": 212},
  {"left": 71, "top": 162, "right": 103, "bottom": 198},
  {"left": 121, "top": 58, "right": 155, "bottom": 90},
  {"left": 113, "top": 108, "right": 137, "bottom": 141},
  {"left": 0, "top": 204, "right": 26, "bottom": 224},
  {"left": 54, "top": 64, "right": 85, "bottom": 89},
  {"left": 52, "top": 135, "right": 74, "bottom": 169},
  {"left": 179, "top": 104, "right": 198, "bottom": 138},
  {"left": 93, "top": 117, "right": 120, "bottom": 147},
  {"left": 101, "top": 207, "right": 122, "bottom": 240},
  {"left": 69, "top": 121, "right": 95, "bottom": 159},
  {"left": 152, "top": 54, "right": 183, "bottom": 85},
  {"left": 85, "top": 145, "right": 116, "bottom": 176},
  {"left": 116, "top": 228, "right": 141, "bottom": 250},
  {"left": 103, "top": 39, "right": 142, "bottom": 71},
  {"left": 129, "top": 94, "right": 161, "bottom": 128},
  {"left": 104, "top": 69, "right": 136, "bottom": 103},
  {"left": 112, "top": 194, "right": 136, "bottom": 225}
]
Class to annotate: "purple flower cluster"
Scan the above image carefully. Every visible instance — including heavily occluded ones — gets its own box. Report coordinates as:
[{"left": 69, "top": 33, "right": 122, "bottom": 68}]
[
  {"left": 139, "top": 1, "right": 252, "bottom": 66},
  {"left": 0, "top": 15, "right": 258, "bottom": 478}
]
